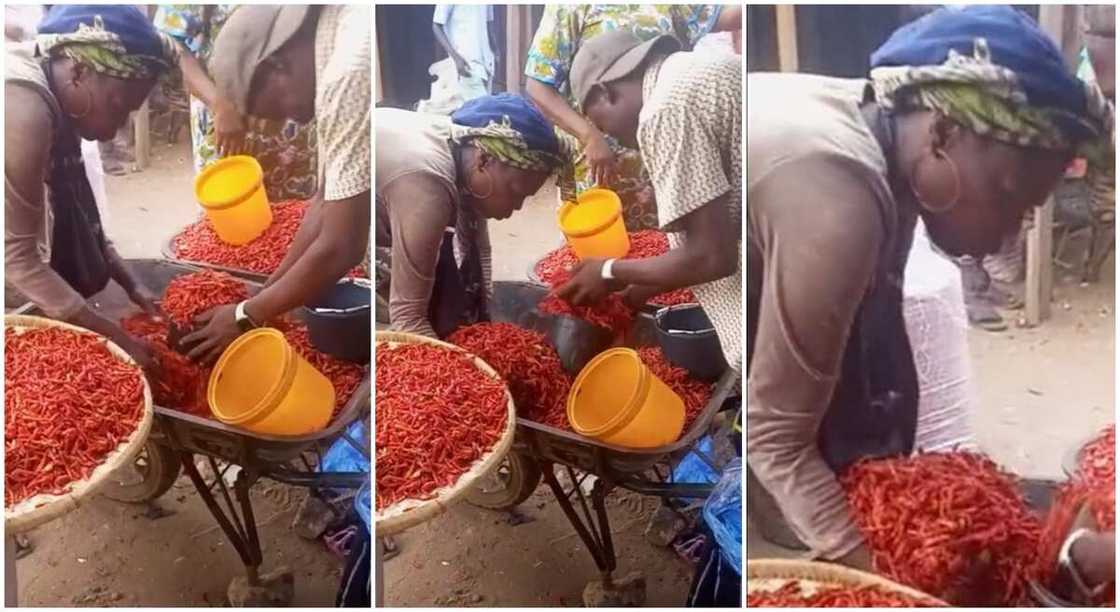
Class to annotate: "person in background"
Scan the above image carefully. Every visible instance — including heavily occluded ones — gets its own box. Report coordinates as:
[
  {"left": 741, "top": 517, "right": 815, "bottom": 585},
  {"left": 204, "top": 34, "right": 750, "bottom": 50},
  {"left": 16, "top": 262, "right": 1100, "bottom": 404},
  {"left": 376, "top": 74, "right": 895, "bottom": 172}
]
[
  {"left": 524, "top": 4, "right": 741, "bottom": 229},
  {"left": 431, "top": 4, "right": 500, "bottom": 103},
  {"left": 5, "top": 5, "right": 184, "bottom": 371},
  {"left": 556, "top": 31, "right": 742, "bottom": 377},
  {"left": 744, "top": 8, "right": 1109, "bottom": 604},
  {"left": 154, "top": 4, "right": 318, "bottom": 202},
  {"left": 183, "top": 5, "right": 371, "bottom": 362},
  {"left": 377, "top": 94, "right": 570, "bottom": 338}
]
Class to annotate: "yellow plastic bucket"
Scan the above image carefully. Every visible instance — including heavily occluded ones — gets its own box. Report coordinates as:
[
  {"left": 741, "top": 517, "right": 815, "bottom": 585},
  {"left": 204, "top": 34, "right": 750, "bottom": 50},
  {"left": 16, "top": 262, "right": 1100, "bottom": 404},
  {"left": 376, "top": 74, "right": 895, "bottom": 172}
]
[
  {"left": 194, "top": 155, "right": 273, "bottom": 245},
  {"left": 208, "top": 328, "right": 335, "bottom": 436},
  {"left": 558, "top": 188, "right": 630, "bottom": 260},
  {"left": 567, "top": 348, "right": 685, "bottom": 448}
]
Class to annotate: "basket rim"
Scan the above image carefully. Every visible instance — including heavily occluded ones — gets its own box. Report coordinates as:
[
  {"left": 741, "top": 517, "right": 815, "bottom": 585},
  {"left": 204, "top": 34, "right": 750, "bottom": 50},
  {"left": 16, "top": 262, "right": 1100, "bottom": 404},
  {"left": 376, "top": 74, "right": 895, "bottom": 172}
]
[{"left": 4, "top": 314, "right": 154, "bottom": 533}]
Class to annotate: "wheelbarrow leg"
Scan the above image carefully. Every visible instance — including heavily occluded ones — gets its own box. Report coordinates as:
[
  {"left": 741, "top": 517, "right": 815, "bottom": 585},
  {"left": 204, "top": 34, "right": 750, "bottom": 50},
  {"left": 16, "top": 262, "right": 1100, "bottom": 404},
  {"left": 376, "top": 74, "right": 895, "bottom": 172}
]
[
  {"left": 538, "top": 462, "right": 645, "bottom": 606},
  {"left": 178, "top": 453, "right": 293, "bottom": 606}
]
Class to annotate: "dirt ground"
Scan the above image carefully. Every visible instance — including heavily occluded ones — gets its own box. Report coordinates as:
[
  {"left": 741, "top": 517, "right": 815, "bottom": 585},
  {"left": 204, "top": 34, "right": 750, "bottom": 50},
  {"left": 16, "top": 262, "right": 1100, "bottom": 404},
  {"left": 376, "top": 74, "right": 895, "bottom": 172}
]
[
  {"left": 747, "top": 236, "right": 1115, "bottom": 560},
  {"left": 14, "top": 140, "right": 347, "bottom": 606}
]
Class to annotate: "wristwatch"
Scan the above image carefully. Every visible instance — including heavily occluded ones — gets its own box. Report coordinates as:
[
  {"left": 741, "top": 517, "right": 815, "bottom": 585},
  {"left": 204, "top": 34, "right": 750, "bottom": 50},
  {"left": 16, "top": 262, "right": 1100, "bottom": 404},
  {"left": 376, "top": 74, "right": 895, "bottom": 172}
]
[
  {"left": 600, "top": 258, "right": 617, "bottom": 281},
  {"left": 234, "top": 301, "right": 259, "bottom": 333},
  {"left": 1059, "top": 528, "right": 1108, "bottom": 601}
]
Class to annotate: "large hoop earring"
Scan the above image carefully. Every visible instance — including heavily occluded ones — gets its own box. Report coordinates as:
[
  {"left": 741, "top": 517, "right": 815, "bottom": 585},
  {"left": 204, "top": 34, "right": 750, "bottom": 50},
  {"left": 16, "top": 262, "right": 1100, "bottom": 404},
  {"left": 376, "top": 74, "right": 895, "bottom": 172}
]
[
  {"left": 911, "top": 149, "right": 960, "bottom": 214},
  {"left": 464, "top": 167, "right": 494, "bottom": 200},
  {"left": 67, "top": 82, "right": 93, "bottom": 120}
]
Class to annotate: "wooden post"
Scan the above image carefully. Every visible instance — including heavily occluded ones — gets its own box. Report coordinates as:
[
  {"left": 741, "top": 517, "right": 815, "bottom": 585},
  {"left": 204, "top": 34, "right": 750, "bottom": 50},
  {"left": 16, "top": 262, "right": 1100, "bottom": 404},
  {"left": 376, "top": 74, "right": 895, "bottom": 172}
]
[
  {"left": 505, "top": 5, "right": 533, "bottom": 93},
  {"left": 134, "top": 101, "right": 150, "bottom": 170},
  {"left": 374, "top": 27, "right": 383, "bottom": 102},
  {"left": 776, "top": 5, "right": 798, "bottom": 72},
  {"left": 1026, "top": 5, "right": 1076, "bottom": 325}
]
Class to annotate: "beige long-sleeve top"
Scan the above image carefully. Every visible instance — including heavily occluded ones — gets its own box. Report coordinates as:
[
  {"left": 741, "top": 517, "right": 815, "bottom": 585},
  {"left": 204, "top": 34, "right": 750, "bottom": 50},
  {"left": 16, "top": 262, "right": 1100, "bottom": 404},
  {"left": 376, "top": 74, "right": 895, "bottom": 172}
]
[
  {"left": 5, "top": 42, "right": 88, "bottom": 319},
  {"left": 374, "top": 108, "right": 491, "bottom": 338},
  {"left": 746, "top": 73, "right": 903, "bottom": 560}
]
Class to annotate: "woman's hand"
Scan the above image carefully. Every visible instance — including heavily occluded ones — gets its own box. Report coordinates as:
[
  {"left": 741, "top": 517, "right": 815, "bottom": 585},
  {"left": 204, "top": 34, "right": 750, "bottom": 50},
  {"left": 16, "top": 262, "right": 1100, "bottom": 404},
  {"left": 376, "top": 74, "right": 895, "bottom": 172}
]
[
  {"left": 212, "top": 96, "right": 247, "bottom": 157},
  {"left": 116, "top": 333, "right": 159, "bottom": 379},
  {"left": 128, "top": 286, "right": 163, "bottom": 321},
  {"left": 583, "top": 128, "right": 617, "bottom": 186},
  {"left": 453, "top": 55, "right": 473, "bottom": 79}
]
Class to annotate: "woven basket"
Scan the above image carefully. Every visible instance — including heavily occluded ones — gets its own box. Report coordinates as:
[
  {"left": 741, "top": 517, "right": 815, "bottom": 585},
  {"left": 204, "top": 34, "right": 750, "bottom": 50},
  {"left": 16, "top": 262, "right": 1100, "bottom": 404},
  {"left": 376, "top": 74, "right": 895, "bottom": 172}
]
[
  {"left": 373, "top": 331, "right": 516, "bottom": 536},
  {"left": 747, "top": 559, "right": 948, "bottom": 605},
  {"left": 4, "top": 315, "right": 154, "bottom": 534}
]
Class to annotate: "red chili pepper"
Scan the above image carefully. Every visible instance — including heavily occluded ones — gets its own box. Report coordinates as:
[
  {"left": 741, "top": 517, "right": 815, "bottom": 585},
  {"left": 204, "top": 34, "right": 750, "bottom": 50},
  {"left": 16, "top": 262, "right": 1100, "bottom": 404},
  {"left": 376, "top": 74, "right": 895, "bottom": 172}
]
[
  {"left": 840, "top": 452, "right": 1042, "bottom": 606},
  {"left": 636, "top": 347, "right": 711, "bottom": 431},
  {"left": 5, "top": 327, "right": 145, "bottom": 507},
  {"left": 1036, "top": 425, "right": 1116, "bottom": 606},
  {"left": 375, "top": 342, "right": 508, "bottom": 510},
  {"left": 171, "top": 200, "right": 365, "bottom": 278},
  {"left": 161, "top": 270, "right": 250, "bottom": 327},
  {"left": 534, "top": 230, "right": 696, "bottom": 307},
  {"left": 448, "top": 323, "right": 572, "bottom": 430},
  {"left": 748, "top": 580, "right": 944, "bottom": 607}
]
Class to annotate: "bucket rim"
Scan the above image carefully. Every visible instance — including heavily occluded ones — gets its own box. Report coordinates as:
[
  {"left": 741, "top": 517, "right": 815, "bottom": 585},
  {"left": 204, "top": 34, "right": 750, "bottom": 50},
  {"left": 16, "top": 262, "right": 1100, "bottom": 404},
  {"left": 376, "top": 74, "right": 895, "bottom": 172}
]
[
  {"left": 567, "top": 347, "right": 647, "bottom": 437},
  {"left": 194, "top": 155, "right": 265, "bottom": 210},
  {"left": 208, "top": 327, "right": 295, "bottom": 425},
  {"left": 558, "top": 189, "right": 623, "bottom": 238}
]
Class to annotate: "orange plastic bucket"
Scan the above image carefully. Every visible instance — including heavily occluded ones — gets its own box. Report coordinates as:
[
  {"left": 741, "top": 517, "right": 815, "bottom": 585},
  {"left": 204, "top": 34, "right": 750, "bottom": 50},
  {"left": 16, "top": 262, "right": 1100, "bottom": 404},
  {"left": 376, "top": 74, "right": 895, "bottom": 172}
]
[
  {"left": 558, "top": 189, "right": 630, "bottom": 259},
  {"left": 208, "top": 328, "right": 334, "bottom": 436},
  {"left": 566, "top": 348, "right": 684, "bottom": 448},
  {"left": 194, "top": 155, "right": 273, "bottom": 245}
]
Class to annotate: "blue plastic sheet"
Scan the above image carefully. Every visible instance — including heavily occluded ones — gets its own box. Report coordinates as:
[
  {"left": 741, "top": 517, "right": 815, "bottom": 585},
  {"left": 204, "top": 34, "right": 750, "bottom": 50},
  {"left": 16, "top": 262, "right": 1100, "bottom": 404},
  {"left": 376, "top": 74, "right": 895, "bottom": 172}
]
[
  {"left": 321, "top": 421, "right": 371, "bottom": 530},
  {"left": 702, "top": 457, "right": 742, "bottom": 575},
  {"left": 672, "top": 435, "right": 720, "bottom": 485}
]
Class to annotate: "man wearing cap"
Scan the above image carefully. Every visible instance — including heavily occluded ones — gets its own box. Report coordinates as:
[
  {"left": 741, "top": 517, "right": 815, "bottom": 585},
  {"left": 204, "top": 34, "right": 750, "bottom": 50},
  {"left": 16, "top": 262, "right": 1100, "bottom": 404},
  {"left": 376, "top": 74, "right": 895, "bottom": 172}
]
[
  {"left": 556, "top": 30, "right": 743, "bottom": 375},
  {"left": 183, "top": 5, "right": 372, "bottom": 364}
]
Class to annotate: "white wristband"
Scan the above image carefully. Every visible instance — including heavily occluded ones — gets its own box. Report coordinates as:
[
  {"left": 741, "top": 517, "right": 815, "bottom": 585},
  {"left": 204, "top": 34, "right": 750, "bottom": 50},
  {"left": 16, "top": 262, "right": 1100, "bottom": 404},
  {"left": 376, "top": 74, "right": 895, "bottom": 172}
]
[{"left": 601, "top": 258, "right": 617, "bottom": 280}]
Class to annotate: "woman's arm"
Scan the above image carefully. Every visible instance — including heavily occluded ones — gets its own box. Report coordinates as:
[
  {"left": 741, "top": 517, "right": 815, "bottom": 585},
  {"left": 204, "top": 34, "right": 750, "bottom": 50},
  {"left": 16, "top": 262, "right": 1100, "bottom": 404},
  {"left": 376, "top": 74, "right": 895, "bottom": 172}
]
[
  {"left": 5, "top": 86, "right": 156, "bottom": 371},
  {"left": 376, "top": 177, "right": 454, "bottom": 338},
  {"left": 264, "top": 195, "right": 325, "bottom": 288},
  {"left": 744, "top": 159, "right": 885, "bottom": 561},
  {"left": 165, "top": 35, "right": 245, "bottom": 155}
]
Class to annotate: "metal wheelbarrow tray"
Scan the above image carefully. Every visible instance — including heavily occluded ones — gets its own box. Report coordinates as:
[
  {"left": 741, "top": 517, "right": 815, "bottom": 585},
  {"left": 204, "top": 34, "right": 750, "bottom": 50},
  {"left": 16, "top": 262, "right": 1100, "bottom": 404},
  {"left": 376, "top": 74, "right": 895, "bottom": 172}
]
[
  {"left": 12, "top": 258, "right": 370, "bottom": 600},
  {"left": 476, "top": 281, "right": 740, "bottom": 602}
]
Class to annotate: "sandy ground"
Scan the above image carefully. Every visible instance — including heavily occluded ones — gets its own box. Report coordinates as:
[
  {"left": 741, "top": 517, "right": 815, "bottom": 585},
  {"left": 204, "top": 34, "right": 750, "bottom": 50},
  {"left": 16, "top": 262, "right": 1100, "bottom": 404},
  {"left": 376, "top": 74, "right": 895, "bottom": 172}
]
[
  {"left": 13, "top": 141, "right": 347, "bottom": 606},
  {"left": 746, "top": 237, "right": 1116, "bottom": 560}
]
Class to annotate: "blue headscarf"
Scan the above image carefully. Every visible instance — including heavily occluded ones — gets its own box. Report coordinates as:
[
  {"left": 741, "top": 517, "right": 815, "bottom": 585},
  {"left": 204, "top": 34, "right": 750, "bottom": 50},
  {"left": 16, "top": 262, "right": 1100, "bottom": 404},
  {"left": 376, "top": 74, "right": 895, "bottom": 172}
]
[
  {"left": 869, "top": 5, "right": 1110, "bottom": 151},
  {"left": 450, "top": 93, "right": 572, "bottom": 172},
  {"left": 37, "top": 5, "right": 175, "bottom": 80}
]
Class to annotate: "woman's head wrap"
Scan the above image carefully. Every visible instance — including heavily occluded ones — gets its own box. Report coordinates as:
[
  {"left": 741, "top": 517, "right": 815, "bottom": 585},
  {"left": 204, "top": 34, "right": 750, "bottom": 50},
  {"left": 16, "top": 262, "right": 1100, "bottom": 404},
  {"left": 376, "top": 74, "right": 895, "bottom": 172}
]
[
  {"left": 870, "top": 5, "right": 1112, "bottom": 153},
  {"left": 37, "top": 5, "right": 176, "bottom": 81},
  {"left": 450, "top": 93, "right": 576, "bottom": 173}
]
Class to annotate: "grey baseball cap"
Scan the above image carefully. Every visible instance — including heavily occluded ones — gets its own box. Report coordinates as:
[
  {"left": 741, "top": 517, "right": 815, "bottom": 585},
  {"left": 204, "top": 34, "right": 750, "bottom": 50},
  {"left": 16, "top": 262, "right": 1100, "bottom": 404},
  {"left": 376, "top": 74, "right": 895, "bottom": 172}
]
[
  {"left": 570, "top": 30, "right": 681, "bottom": 109},
  {"left": 210, "top": 5, "right": 312, "bottom": 116}
]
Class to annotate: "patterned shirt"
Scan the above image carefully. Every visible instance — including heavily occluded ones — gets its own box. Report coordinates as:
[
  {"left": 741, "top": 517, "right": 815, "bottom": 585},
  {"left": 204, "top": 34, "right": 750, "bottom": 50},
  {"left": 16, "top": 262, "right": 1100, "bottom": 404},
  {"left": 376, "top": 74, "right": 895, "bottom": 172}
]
[
  {"left": 638, "top": 52, "right": 743, "bottom": 373},
  {"left": 315, "top": 4, "right": 372, "bottom": 202}
]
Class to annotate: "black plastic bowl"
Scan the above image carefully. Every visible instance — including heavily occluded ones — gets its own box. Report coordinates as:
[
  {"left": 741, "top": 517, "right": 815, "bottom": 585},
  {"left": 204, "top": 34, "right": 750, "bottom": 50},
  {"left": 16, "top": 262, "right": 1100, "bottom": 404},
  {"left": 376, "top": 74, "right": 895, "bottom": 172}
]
[
  {"left": 303, "top": 279, "right": 371, "bottom": 364},
  {"left": 654, "top": 304, "right": 727, "bottom": 382}
]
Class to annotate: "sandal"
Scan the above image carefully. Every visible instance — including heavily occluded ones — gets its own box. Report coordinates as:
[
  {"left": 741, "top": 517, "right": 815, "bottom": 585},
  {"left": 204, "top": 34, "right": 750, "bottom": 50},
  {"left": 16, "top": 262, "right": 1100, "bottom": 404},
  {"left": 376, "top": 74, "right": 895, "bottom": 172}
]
[{"left": 966, "top": 302, "right": 1008, "bottom": 332}]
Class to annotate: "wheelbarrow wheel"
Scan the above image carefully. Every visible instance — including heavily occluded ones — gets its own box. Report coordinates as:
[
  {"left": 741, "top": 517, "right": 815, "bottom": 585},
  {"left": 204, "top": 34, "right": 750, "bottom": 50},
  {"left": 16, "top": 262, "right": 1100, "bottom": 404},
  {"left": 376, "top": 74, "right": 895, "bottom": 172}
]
[
  {"left": 101, "top": 439, "right": 182, "bottom": 504},
  {"left": 465, "top": 451, "right": 542, "bottom": 510}
]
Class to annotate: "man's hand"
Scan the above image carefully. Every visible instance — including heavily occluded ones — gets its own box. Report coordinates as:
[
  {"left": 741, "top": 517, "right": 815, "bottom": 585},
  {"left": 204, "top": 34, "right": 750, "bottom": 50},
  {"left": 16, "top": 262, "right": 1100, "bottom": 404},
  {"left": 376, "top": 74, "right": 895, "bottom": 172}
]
[
  {"left": 620, "top": 284, "right": 662, "bottom": 310},
  {"left": 182, "top": 304, "right": 241, "bottom": 365},
  {"left": 583, "top": 128, "right": 617, "bottom": 186},
  {"left": 555, "top": 258, "right": 620, "bottom": 306},
  {"left": 212, "top": 96, "right": 247, "bottom": 157}
]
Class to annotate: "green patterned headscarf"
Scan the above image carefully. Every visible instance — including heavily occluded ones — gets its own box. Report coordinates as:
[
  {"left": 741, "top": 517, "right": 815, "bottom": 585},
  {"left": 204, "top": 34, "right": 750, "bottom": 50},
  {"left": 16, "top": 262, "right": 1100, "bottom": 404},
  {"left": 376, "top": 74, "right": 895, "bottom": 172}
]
[
  {"left": 869, "top": 6, "right": 1112, "bottom": 156},
  {"left": 449, "top": 93, "right": 577, "bottom": 173},
  {"left": 37, "top": 9, "right": 177, "bottom": 81}
]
